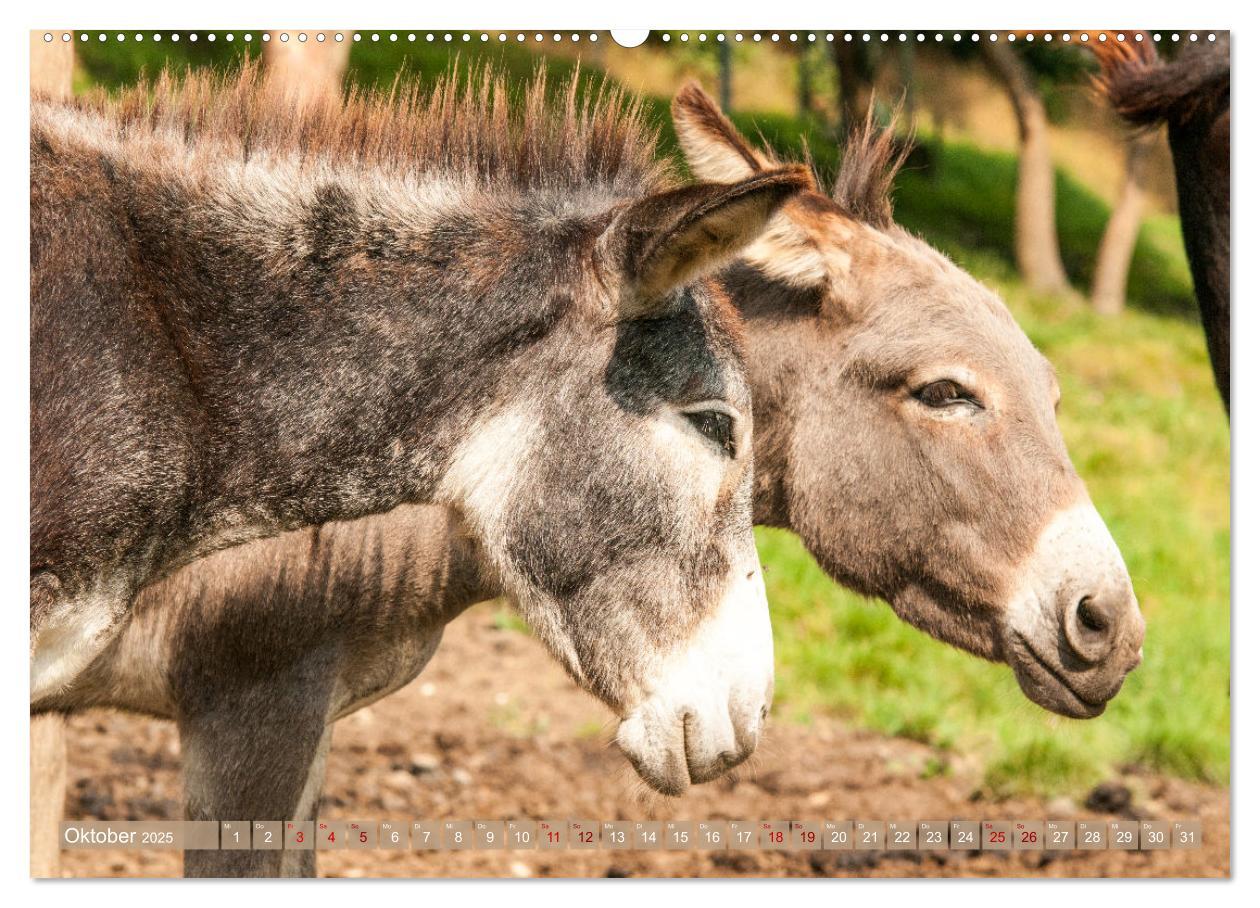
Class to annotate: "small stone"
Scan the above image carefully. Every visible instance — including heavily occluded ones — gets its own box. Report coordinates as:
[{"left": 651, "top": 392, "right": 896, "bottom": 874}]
[
  {"left": 409, "top": 752, "right": 441, "bottom": 774},
  {"left": 509, "top": 861, "right": 532, "bottom": 878},
  {"left": 450, "top": 768, "right": 473, "bottom": 786},
  {"left": 384, "top": 770, "right": 415, "bottom": 792},
  {"left": 1046, "top": 797, "right": 1076, "bottom": 816}
]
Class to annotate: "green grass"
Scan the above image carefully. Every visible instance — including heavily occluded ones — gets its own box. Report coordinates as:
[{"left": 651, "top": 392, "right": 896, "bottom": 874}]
[{"left": 65, "top": 45, "right": 1229, "bottom": 797}]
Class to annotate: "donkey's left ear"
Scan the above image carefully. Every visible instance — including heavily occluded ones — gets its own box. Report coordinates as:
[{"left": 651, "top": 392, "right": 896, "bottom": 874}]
[
  {"left": 604, "top": 167, "right": 812, "bottom": 319},
  {"left": 672, "top": 81, "right": 818, "bottom": 192}
]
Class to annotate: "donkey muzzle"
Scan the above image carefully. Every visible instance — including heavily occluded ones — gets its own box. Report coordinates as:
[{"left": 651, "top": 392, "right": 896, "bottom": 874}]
[{"left": 614, "top": 561, "right": 774, "bottom": 795}]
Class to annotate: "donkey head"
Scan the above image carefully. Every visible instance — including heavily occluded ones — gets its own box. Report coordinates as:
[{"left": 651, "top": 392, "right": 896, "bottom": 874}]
[
  {"left": 439, "top": 168, "right": 810, "bottom": 793},
  {"left": 673, "top": 84, "right": 1144, "bottom": 718}
]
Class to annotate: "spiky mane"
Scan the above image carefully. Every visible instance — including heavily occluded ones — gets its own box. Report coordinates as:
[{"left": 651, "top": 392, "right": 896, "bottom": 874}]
[
  {"left": 830, "top": 104, "right": 913, "bottom": 229},
  {"left": 35, "top": 61, "right": 669, "bottom": 194}
]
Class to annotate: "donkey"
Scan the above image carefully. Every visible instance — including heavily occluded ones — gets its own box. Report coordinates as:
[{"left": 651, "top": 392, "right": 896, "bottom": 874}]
[
  {"left": 31, "top": 67, "right": 815, "bottom": 795},
  {"left": 38, "top": 84, "right": 1147, "bottom": 878},
  {"left": 1091, "top": 33, "right": 1230, "bottom": 412}
]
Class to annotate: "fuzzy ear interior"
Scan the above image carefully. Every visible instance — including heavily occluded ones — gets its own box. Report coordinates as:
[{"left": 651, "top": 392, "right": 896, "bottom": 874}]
[
  {"left": 671, "top": 81, "right": 775, "bottom": 182},
  {"left": 604, "top": 167, "right": 813, "bottom": 318}
]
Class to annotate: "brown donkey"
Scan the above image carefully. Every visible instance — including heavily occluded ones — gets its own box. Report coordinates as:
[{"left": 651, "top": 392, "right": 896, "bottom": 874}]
[
  {"left": 31, "top": 68, "right": 815, "bottom": 796},
  {"left": 38, "top": 84, "right": 1145, "bottom": 878}
]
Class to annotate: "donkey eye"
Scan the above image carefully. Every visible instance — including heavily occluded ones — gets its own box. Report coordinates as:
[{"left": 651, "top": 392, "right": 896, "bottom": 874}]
[
  {"left": 913, "top": 380, "right": 982, "bottom": 410},
  {"left": 684, "top": 410, "right": 737, "bottom": 458}
]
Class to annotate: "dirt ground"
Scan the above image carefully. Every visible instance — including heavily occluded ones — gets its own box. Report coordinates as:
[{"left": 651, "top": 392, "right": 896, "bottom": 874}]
[{"left": 57, "top": 604, "right": 1229, "bottom": 879}]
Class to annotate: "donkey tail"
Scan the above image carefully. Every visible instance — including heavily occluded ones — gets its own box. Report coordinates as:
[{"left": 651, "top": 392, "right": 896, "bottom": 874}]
[{"left": 1090, "top": 32, "right": 1229, "bottom": 127}]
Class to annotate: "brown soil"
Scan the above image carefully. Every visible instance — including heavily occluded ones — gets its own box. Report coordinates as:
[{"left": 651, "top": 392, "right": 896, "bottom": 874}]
[{"left": 59, "top": 604, "right": 1229, "bottom": 878}]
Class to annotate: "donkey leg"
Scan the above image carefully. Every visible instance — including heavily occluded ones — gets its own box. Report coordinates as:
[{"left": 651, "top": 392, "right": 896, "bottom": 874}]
[
  {"left": 179, "top": 681, "right": 334, "bottom": 879},
  {"left": 30, "top": 713, "right": 66, "bottom": 878}
]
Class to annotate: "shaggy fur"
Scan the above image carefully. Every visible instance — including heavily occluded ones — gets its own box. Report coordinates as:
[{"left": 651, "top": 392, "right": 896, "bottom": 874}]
[{"left": 32, "top": 64, "right": 809, "bottom": 804}]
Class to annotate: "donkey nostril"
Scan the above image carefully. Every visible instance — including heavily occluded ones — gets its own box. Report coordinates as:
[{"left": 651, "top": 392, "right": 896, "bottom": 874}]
[{"left": 1076, "top": 596, "right": 1109, "bottom": 634}]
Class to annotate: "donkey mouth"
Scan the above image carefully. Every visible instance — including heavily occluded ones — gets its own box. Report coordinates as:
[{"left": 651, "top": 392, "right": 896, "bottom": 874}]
[{"left": 1006, "top": 633, "right": 1110, "bottom": 719}]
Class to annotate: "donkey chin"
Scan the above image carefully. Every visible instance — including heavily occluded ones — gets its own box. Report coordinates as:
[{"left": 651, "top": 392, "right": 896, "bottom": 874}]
[
  {"left": 1002, "top": 501, "right": 1146, "bottom": 719},
  {"left": 614, "top": 566, "right": 775, "bottom": 796}
]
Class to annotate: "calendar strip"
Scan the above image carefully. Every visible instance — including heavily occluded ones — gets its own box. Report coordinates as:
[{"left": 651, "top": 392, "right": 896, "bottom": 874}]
[{"left": 59, "top": 819, "right": 1201, "bottom": 852}]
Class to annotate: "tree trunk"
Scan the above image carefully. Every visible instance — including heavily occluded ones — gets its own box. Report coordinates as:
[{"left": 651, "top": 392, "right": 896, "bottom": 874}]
[
  {"left": 1091, "top": 134, "right": 1155, "bottom": 315},
  {"left": 831, "top": 42, "right": 874, "bottom": 134},
  {"left": 983, "top": 41, "right": 1070, "bottom": 294},
  {"left": 898, "top": 41, "right": 916, "bottom": 124},
  {"left": 262, "top": 32, "right": 352, "bottom": 103},
  {"left": 30, "top": 32, "right": 74, "bottom": 99},
  {"left": 718, "top": 40, "right": 733, "bottom": 112},
  {"left": 798, "top": 45, "right": 814, "bottom": 120},
  {"left": 30, "top": 714, "right": 67, "bottom": 878}
]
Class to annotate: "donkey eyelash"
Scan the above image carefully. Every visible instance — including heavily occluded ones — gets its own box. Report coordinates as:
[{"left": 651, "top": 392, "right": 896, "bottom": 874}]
[
  {"left": 679, "top": 400, "right": 741, "bottom": 458},
  {"left": 912, "top": 379, "right": 984, "bottom": 410}
]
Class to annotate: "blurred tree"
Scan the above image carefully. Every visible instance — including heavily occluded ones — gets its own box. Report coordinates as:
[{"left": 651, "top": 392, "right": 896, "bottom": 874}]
[
  {"left": 831, "top": 40, "right": 878, "bottom": 133},
  {"left": 982, "top": 40, "right": 1069, "bottom": 293},
  {"left": 718, "top": 38, "right": 732, "bottom": 111},
  {"left": 30, "top": 33, "right": 74, "bottom": 98},
  {"left": 1090, "top": 124, "right": 1156, "bottom": 315},
  {"left": 263, "top": 32, "right": 351, "bottom": 101}
]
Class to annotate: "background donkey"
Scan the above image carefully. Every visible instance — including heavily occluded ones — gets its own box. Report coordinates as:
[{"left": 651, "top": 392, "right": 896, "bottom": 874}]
[
  {"left": 37, "top": 84, "right": 1146, "bottom": 878},
  {"left": 32, "top": 67, "right": 814, "bottom": 794},
  {"left": 1090, "top": 34, "right": 1230, "bottom": 412}
]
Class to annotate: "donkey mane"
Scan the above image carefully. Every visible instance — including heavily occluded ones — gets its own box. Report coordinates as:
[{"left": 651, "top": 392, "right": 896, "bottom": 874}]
[
  {"left": 38, "top": 61, "right": 669, "bottom": 194},
  {"left": 829, "top": 105, "right": 913, "bottom": 229}
]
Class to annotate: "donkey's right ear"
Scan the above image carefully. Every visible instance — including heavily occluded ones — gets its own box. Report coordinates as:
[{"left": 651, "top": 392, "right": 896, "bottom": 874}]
[
  {"left": 601, "top": 167, "right": 812, "bottom": 319},
  {"left": 672, "top": 81, "right": 775, "bottom": 182}
]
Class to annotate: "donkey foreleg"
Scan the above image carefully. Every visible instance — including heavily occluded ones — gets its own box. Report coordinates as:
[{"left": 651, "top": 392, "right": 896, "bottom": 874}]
[{"left": 178, "top": 679, "right": 334, "bottom": 878}]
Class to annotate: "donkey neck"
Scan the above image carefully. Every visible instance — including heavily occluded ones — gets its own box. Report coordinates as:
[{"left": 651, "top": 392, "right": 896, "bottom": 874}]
[{"left": 718, "top": 264, "right": 832, "bottom": 528}]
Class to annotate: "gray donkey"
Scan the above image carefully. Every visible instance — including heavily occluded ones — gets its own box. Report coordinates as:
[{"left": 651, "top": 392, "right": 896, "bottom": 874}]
[
  {"left": 31, "top": 67, "right": 815, "bottom": 794},
  {"left": 38, "top": 84, "right": 1146, "bottom": 878}
]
